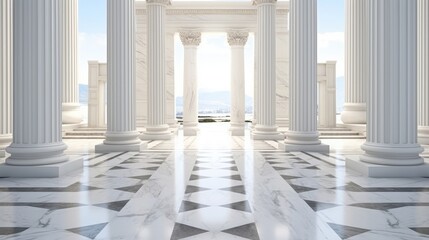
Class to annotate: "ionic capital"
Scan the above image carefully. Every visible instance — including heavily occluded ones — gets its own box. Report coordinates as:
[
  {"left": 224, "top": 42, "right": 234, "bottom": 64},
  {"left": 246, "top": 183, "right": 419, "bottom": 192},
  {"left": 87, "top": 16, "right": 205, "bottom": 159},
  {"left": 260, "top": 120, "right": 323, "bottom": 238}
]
[{"left": 252, "top": 0, "right": 277, "bottom": 6}]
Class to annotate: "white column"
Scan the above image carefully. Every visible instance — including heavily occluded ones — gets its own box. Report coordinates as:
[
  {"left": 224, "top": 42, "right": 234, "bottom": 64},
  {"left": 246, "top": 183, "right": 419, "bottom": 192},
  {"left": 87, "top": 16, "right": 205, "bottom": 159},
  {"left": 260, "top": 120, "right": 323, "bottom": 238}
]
[
  {"left": 180, "top": 32, "right": 201, "bottom": 136},
  {"left": 418, "top": 0, "right": 429, "bottom": 144},
  {"left": 228, "top": 32, "right": 248, "bottom": 136},
  {"left": 283, "top": 0, "right": 329, "bottom": 153},
  {"left": 341, "top": 0, "right": 368, "bottom": 124},
  {"left": 0, "top": 0, "right": 12, "bottom": 158},
  {"left": 142, "top": 0, "right": 172, "bottom": 140},
  {"left": 0, "top": 0, "right": 82, "bottom": 178},
  {"left": 96, "top": 0, "right": 145, "bottom": 153},
  {"left": 251, "top": 0, "right": 283, "bottom": 140},
  {"left": 347, "top": 0, "right": 427, "bottom": 178},
  {"left": 60, "top": 0, "right": 82, "bottom": 125},
  {"left": 166, "top": 32, "right": 178, "bottom": 129},
  {"left": 252, "top": 32, "right": 259, "bottom": 129}
]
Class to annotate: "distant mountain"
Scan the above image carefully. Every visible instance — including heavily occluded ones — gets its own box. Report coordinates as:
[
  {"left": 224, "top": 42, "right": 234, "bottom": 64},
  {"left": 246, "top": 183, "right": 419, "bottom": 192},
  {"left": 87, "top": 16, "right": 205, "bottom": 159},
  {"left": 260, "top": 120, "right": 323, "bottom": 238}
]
[{"left": 176, "top": 91, "right": 253, "bottom": 114}]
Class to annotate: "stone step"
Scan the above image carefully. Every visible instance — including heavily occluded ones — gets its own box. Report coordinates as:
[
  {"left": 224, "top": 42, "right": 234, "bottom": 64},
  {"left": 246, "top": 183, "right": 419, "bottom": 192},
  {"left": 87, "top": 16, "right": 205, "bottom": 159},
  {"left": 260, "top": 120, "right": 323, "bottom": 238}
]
[
  {"left": 319, "top": 131, "right": 360, "bottom": 136},
  {"left": 65, "top": 131, "right": 105, "bottom": 136},
  {"left": 318, "top": 128, "right": 351, "bottom": 131},
  {"left": 320, "top": 135, "right": 366, "bottom": 139},
  {"left": 63, "top": 135, "right": 105, "bottom": 139}
]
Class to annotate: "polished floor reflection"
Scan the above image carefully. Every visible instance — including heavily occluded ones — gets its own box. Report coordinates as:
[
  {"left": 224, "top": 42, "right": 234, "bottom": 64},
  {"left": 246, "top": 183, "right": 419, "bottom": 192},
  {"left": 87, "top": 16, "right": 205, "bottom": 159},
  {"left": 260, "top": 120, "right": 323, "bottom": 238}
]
[{"left": 1, "top": 124, "right": 429, "bottom": 240}]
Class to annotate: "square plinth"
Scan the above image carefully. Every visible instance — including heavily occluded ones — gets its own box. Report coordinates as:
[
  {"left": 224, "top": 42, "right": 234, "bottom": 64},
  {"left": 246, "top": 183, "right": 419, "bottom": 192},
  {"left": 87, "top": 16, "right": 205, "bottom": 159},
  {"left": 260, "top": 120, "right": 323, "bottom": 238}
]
[
  {"left": 0, "top": 156, "right": 83, "bottom": 178},
  {"left": 95, "top": 142, "right": 147, "bottom": 153},
  {"left": 278, "top": 142, "right": 330, "bottom": 153},
  {"left": 346, "top": 155, "right": 429, "bottom": 178}
]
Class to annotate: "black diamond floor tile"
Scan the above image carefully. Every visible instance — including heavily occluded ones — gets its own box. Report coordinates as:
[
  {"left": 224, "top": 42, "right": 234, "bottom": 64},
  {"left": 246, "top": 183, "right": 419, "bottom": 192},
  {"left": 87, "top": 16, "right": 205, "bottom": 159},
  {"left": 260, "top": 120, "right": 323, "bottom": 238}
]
[
  {"left": 222, "top": 223, "right": 260, "bottom": 240},
  {"left": 95, "top": 200, "right": 129, "bottom": 212},
  {"left": 67, "top": 223, "right": 108, "bottom": 239},
  {"left": 327, "top": 223, "right": 370, "bottom": 239},
  {"left": 170, "top": 223, "right": 208, "bottom": 240},
  {"left": 221, "top": 200, "right": 252, "bottom": 213},
  {"left": 179, "top": 201, "right": 209, "bottom": 212}
]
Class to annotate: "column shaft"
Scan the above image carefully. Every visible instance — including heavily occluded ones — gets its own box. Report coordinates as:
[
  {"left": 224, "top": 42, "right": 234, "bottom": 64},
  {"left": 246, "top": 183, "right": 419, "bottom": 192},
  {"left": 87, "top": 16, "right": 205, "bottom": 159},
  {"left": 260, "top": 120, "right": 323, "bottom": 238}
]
[
  {"left": 360, "top": 0, "right": 422, "bottom": 166},
  {"left": 61, "top": 0, "right": 82, "bottom": 125},
  {"left": 283, "top": 0, "right": 328, "bottom": 153},
  {"left": 8, "top": 0, "right": 66, "bottom": 165},
  {"left": 251, "top": 0, "right": 283, "bottom": 140},
  {"left": 418, "top": 0, "right": 429, "bottom": 144},
  {"left": 341, "top": 0, "right": 368, "bottom": 124},
  {"left": 142, "top": 0, "right": 172, "bottom": 140},
  {"left": 96, "top": 0, "right": 144, "bottom": 152},
  {"left": 180, "top": 32, "right": 201, "bottom": 136},
  {"left": 0, "top": 0, "right": 12, "bottom": 157},
  {"left": 228, "top": 32, "right": 248, "bottom": 136}
]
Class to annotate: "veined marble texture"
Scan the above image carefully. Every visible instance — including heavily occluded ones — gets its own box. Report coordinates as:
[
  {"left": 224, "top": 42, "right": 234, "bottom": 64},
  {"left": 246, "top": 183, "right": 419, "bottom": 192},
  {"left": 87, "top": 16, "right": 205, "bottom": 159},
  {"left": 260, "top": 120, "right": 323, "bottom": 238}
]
[{"left": 1, "top": 127, "right": 429, "bottom": 239}]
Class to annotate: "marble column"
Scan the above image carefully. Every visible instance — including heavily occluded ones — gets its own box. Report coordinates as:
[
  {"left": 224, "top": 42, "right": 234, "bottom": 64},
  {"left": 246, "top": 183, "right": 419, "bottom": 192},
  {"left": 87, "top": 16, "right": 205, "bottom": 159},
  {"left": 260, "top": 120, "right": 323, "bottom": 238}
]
[
  {"left": 60, "top": 0, "right": 83, "bottom": 125},
  {"left": 341, "top": 0, "right": 368, "bottom": 124},
  {"left": 96, "top": 0, "right": 145, "bottom": 153},
  {"left": 0, "top": 0, "right": 82, "bottom": 178},
  {"left": 418, "top": 0, "right": 429, "bottom": 144},
  {"left": 282, "top": 0, "right": 329, "bottom": 153},
  {"left": 0, "top": 0, "right": 12, "bottom": 158},
  {"left": 180, "top": 32, "right": 201, "bottom": 136},
  {"left": 141, "top": 0, "right": 172, "bottom": 140},
  {"left": 347, "top": 0, "right": 427, "bottom": 178},
  {"left": 228, "top": 32, "right": 248, "bottom": 136},
  {"left": 251, "top": 0, "right": 283, "bottom": 140},
  {"left": 252, "top": 32, "right": 259, "bottom": 129}
]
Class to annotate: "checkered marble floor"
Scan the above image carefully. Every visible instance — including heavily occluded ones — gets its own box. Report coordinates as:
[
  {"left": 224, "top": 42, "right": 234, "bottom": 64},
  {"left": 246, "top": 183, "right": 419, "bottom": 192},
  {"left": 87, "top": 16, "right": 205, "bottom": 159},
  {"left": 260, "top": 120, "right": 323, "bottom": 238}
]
[{"left": 1, "top": 149, "right": 429, "bottom": 239}]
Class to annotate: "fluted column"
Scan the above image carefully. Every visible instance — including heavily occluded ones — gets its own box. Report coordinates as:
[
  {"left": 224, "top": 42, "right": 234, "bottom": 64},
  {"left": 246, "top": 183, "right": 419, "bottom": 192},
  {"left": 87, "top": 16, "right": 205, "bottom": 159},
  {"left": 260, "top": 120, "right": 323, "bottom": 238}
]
[
  {"left": 283, "top": 0, "right": 329, "bottom": 153},
  {"left": 180, "top": 32, "right": 201, "bottom": 136},
  {"left": 60, "top": 0, "right": 82, "bottom": 125},
  {"left": 341, "top": 0, "right": 368, "bottom": 124},
  {"left": 142, "top": 0, "right": 172, "bottom": 140},
  {"left": 418, "top": 0, "right": 429, "bottom": 144},
  {"left": 228, "top": 32, "right": 248, "bottom": 136},
  {"left": 346, "top": 0, "right": 427, "bottom": 178},
  {"left": 0, "top": 0, "right": 12, "bottom": 158},
  {"left": 251, "top": 0, "right": 283, "bottom": 140},
  {"left": 0, "top": 0, "right": 82, "bottom": 177},
  {"left": 96, "top": 0, "right": 145, "bottom": 153},
  {"left": 252, "top": 33, "right": 259, "bottom": 129}
]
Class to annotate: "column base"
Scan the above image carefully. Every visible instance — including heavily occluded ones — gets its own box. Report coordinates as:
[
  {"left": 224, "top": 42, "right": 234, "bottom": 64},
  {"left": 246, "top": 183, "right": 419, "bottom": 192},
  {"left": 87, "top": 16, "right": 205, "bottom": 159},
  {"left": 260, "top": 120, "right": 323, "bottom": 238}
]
[
  {"left": 95, "top": 142, "right": 147, "bottom": 153},
  {"left": 346, "top": 155, "right": 429, "bottom": 178},
  {"left": 418, "top": 126, "right": 429, "bottom": 145},
  {"left": 341, "top": 103, "right": 366, "bottom": 124},
  {"left": 251, "top": 125, "right": 284, "bottom": 140},
  {"left": 0, "top": 150, "right": 4, "bottom": 158},
  {"left": 0, "top": 134, "right": 12, "bottom": 150},
  {"left": 230, "top": 123, "right": 245, "bottom": 136},
  {"left": 141, "top": 125, "right": 173, "bottom": 140},
  {"left": 278, "top": 142, "right": 330, "bottom": 153},
  {"left": 0, "top": 156, "right": 83, "bottom": 178},
  {"left": 360, "top": 142, "right": 424, "bottom": 166},
  {"left": 183, "top": 122, "right": 199, "bottom": 136},
  {"left": 6, "top": 142, "right": 69, "bottom": 166},
  {"left": 62, "top": 102, "right": 83, "bottom": 125}
]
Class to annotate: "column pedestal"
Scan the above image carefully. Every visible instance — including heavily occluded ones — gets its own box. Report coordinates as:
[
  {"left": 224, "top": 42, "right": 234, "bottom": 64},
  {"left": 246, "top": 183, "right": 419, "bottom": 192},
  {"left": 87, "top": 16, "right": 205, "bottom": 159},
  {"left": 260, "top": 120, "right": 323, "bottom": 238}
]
[
  {"left": 96, "top": 0, "right": 145, "bottom": 153},
  {"left": 346, "top": 0, "right": 426, "bottom": 177},
  {"left": 141, "top": 0, "right": 172, "bottom": 140},
  {"left": 0, "top": 0, "right": 82, "bottom": 178},
  {"left": 284, "top": 0, "right": 328, "bottom": 153},
  {"left": 251, "top": 0, "right": 283, "bottom": 141}
]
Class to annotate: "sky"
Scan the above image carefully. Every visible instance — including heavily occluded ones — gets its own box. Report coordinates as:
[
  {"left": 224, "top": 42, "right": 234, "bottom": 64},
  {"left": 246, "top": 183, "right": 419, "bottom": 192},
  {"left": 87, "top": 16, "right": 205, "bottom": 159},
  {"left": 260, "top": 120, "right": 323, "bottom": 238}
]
[{"left": 78, "top": 0, "right": 345, "bottom": 97}]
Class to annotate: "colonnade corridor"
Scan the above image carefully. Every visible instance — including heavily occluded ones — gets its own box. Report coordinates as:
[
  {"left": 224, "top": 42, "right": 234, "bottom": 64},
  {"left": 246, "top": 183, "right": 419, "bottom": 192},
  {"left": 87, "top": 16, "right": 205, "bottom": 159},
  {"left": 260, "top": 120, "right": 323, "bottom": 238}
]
[{"left": 0, "top": 125, "right": 428, "bottom": 239}]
